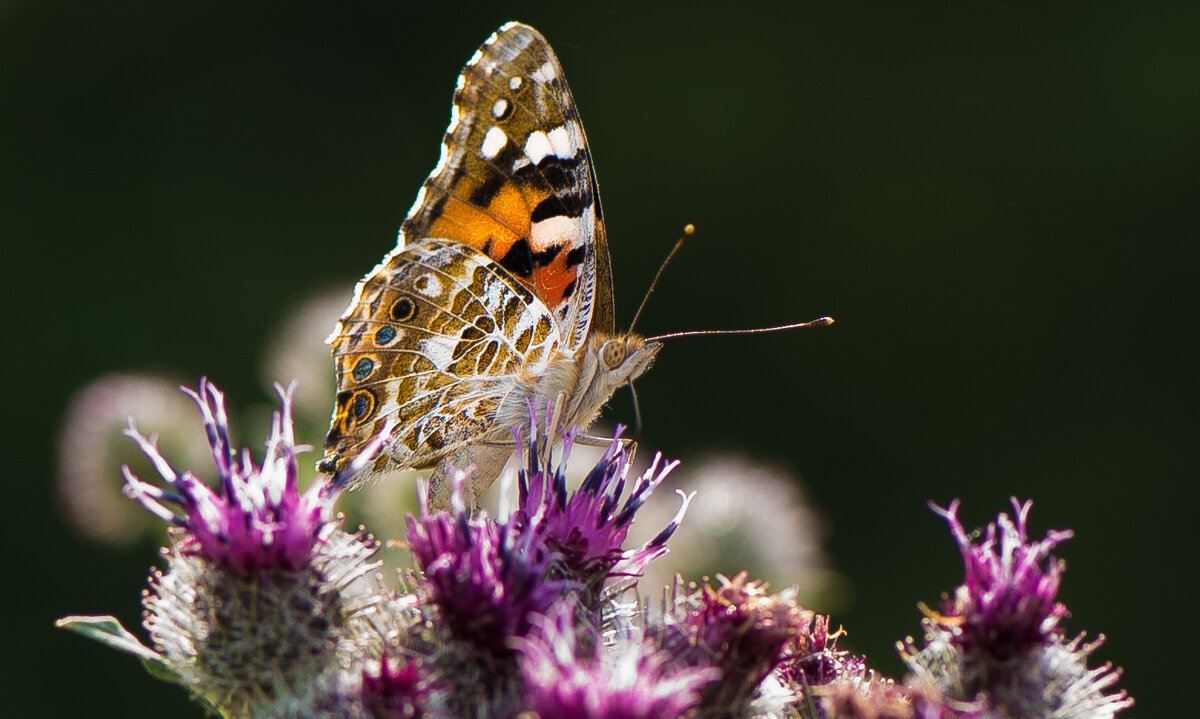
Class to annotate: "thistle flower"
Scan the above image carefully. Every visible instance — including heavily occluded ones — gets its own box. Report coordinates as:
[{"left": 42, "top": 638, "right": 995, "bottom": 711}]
[
  {"left": 399, "top": 420, "right": 695, "bottom": 714},
  {"left": 902, "top": 499, "right": 1133, "bottom": 718},
  {"left": 73, "top": 379, "right": 395, "bottom": 718},
  {"left": 57, "top": 378, "right": 1132, "bottom": 719},
  {"left": 515, "top": 600, "right": 719, "bottom": 719},
  {"left": 654, "top": 572, "right": 813, "bottom": 714},
  {"left": 512, "top": 422, "right": 692, "bottom": 611},
  {"left": 930, "top": 498, "right": 1072, "bottom": 660},
  {"left": 405, "top": 478, "right": 567, "bottom": 658}
]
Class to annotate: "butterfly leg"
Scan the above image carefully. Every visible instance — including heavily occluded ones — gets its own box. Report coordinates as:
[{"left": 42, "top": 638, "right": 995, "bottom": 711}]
[
  {"left": 572, "top": 432, "right": 639, "bottom": 465},
  {"left": 428, "top": 445, "right": 513, "bottom": 511}
]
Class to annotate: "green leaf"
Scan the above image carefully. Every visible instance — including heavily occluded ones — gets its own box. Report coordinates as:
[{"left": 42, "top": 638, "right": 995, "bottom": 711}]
[{"left": 56, "top": 615, "right": 175, "bottom": 681}]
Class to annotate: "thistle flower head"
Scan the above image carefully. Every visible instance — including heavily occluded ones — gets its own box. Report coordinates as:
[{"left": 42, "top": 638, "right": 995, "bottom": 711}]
[
  {"left": 405, "top": 476, "right": 567, "bottom": 657},
  {"left": 654, "top": 572, "right": 811, "bottom": 712},
  {"left": 513, "top": 419, "right": 692, "bottom": 596},
  {"left": 117, "top": 379, "right": 389, "bottom": 717},
  {"left": 902, "top": 499, "right": 1133, "bottom": 718},
  {"left": 515, "top": 601, "right": 718, "bottom": 719},
  {"left": 930, "top": 498, "right": 1072, "bottom": 659}
]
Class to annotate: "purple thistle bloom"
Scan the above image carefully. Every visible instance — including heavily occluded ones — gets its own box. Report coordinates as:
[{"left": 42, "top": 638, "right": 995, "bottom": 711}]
[
  {"left": 513, "top": 421, "right": 693, "bottom": 598},
  {"left": 122, "top": 378, "right": 390, "bottom": 573},
  {"left": 655, "top": 572, "right": 810, "bottom": 713},
  {"left": 901, "top": 499, "right": 1133, "bottom": 718},
  {"left": 112, "top": 379, "right": 395, "bottom": 717},
  {"left": 930, "top": 498, "right": 1073, "bottom": 660},
  {"left": 515, "top": 601, "right": 718, "bottom": 719},
  {"left": 405, "top": 477, "right": 567, "bottom": 657}
]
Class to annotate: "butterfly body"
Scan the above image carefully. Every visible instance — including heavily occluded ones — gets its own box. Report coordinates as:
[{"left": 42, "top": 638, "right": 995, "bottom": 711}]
[{"left": 320, "top": 22, "right": 660, "bottom": 504}]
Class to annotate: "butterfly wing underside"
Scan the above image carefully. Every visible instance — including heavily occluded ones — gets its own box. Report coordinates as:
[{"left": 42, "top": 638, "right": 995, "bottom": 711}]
[{"left": 322, "top": 22, "right": 613, "bottom": 487}]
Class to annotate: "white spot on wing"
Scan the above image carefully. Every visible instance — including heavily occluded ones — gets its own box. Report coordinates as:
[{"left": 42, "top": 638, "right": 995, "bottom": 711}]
[
  {"left": 508, "top": 76, "right": 523, "bottom": 91},
  {"left": 531, "top": 61, "right": 557, "bottom": 83},
  {"left": 419, "top": 333, "right": 457, "bottom": 370},
  {"left": 530, "top": 205, "right": 593, "bottom": 254},
  {"left": 416, "top": 273, "right": 443, "bottom": 298},
  {"left": 480, "top": 126, "right": 507, "bottom": 160},
  {"left": 530, "top": 214, "right": 580, "bottom": 252},
  {"left": 525, "top": 126, "right": 576, "bottom": 166},
  {"left": 547, "top": 125, "right": 574, "bottom": 159},
  {"left": 525, "top": 130, "right": 553, "bottom": 165}
]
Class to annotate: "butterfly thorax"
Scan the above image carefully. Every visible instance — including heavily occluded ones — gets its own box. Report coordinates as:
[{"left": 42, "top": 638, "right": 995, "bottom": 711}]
[{"left": 502, "top": 332, "right": 662, "bottom": 433}]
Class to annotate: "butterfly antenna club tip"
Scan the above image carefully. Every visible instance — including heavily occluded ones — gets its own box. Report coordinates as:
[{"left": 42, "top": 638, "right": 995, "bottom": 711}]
[{"left": 629, "top": 223, "right": 696, "bottom": 334}]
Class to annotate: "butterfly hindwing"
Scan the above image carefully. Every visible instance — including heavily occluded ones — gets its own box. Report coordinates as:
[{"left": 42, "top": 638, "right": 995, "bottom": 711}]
[
  {"left": 323, "top": 239, "right": 561, "bottom": 477},
  {"left": 400, "top": 22, "right": 615, "bottom": 348}
]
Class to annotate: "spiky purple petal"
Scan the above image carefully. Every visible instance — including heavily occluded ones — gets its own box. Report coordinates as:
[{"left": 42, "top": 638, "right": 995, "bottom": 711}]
[
  {"left": 122, "top": 378, "right": 344, "bottom": 573},
  {"left": 931, "top": 497, "right": 1072, "bottom": 659}
]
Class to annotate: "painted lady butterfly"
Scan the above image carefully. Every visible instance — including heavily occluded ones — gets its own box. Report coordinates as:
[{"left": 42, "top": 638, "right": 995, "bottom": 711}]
[{"left": 319, "top": 22, "right": 658, "bottom": 506}]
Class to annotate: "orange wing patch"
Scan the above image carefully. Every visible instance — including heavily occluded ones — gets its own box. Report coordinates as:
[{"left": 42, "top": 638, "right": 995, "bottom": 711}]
[
  {"left": 427, "top": 179, "right": 528, "bottom": 252},
  {"left": 427, "top": 176, "right": 584, "bottom": 316}
]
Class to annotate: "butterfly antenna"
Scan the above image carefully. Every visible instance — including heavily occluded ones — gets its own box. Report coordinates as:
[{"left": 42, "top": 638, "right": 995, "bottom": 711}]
[
  {"left": 628, "top": 223, "right": 695, "bottom": 334},
  {"left": 645, "top": 316, "right": 834, "bottom": 342}
]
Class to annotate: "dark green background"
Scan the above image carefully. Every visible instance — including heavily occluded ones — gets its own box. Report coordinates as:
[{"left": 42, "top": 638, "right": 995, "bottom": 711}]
[{"left": 4, "top": 2, "right": 1194, "bottom": 716}]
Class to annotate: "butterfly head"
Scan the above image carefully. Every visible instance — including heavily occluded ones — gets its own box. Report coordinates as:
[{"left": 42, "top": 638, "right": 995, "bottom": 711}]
[
  {"left": 600, "top": 333, "right": 661, "bottom": 381},
  {"left": 569, "top": 333, "right": 662, "bottom": 427}
]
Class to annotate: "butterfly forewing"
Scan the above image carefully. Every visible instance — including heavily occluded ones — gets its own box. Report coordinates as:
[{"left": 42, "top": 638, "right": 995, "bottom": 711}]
[{"left": 400, "top": 22, "right": 614, "bottom": 346}]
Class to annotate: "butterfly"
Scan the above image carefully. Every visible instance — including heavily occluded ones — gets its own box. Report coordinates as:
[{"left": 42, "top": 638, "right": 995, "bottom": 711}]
[{"left": 318, "top": 22, "right": 661, "bottom": 506}]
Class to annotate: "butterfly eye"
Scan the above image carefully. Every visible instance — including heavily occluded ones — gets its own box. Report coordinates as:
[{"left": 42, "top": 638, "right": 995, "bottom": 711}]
[{"left": 600, "top": 340, "right": 627, "bottom": 368}]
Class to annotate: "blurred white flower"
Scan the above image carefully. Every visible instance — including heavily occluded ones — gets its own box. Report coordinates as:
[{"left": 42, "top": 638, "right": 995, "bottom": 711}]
[
  {"left": 56, "top": 373, "right": 212, "bottom": 544},
  {"left": 628, "top": 453, "right": 845, "bottom": 609}
]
